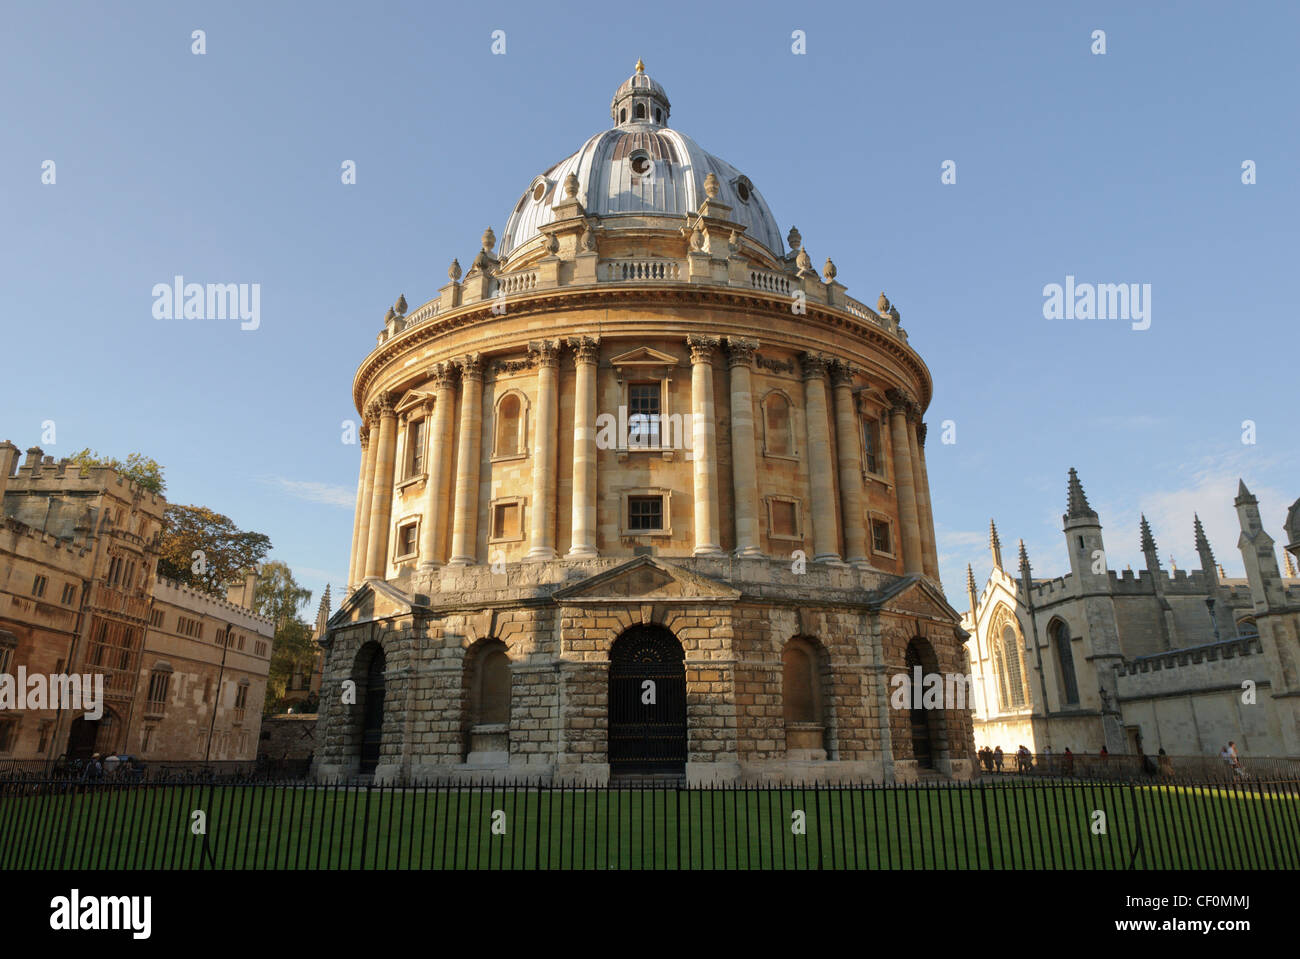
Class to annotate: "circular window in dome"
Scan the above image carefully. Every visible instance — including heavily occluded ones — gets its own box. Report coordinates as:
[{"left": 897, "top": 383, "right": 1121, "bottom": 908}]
[
  {"left": 629, "top": 151, "right": 654, "bottom": 177},
  {"left": 734, "top": 176, "right": 753, "bottom": 203},
  {"left": 532, "top": 181, "right": 548, "bottom": 202}
]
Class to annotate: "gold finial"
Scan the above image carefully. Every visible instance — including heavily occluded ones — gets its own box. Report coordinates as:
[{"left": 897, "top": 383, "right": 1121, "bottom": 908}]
[{"left": 635, "top": 58, "right": 645, "bottom": 74}]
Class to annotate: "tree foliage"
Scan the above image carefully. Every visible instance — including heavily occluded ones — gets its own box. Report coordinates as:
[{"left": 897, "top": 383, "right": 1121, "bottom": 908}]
[
  {"left": 254, "top": 561, "right": 319, "bottom": 715},
  {"left": 156, "top": 504, "right": 271, "bottom": 595},
  {"left": 68, "top": 448, "right": 166, "bottom": 494}
]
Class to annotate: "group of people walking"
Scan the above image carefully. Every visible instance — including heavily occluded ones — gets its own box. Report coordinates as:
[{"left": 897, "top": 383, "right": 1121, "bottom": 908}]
[{"left": 978, "top": 744, "right": 1078, "bottom": 776}]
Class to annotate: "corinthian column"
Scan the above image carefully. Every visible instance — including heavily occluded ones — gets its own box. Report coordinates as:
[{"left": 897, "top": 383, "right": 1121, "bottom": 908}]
[
  {"left": 527, "top": 340, "right": 561, "bottom": 561},
  {"left": 830, "top": 361, "right": 869, "bottom": 567},
  {"left": 448, "top": 354, "right": 484, "bottom": 566},
  {"left": 913, "top": 421, "right": 940, "bottom": 579},
  {"left": 363, "top": 393, "right": 398, "bottom": 579},
  {"left": 567, "top": 336, "right": 600, "bottom": 558},
  {"left": 726, "top": 337, "right": 761, "bottom": 558},
  {"left": 348, "top": 423, "right": 373, "bottom": 590},
  {"left": 688, "top": 335, "right": 723, "bottom": 556},
  {"left": 886, "top": 389, "right": 924, "bottom": 575},
  {"left": 801, "top": 353, "right": 842, "bottom": 564},
  {"left": 418, "top": 363, "right": 457, "bottom": 569}
]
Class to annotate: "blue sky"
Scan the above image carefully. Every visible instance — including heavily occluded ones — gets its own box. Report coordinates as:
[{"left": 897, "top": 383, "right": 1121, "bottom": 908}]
[{"left": 3, "top": 1, "right": 1296, "bottom": 614}]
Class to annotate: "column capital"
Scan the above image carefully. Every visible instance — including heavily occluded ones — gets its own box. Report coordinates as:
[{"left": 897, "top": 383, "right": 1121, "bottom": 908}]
[
  {"left": 799, "top": 351, "right": 830, "bottom": 381},
  {"left": 916, "top": 422, "right": 928, "bottom": 446},
  {"left": 686, "top": 334, "right": 720, "bottom": 364},
  {"left": 457, "top": 353, "right": 485, "bottom": 379},
  {"left": 724, "top": 337, "right": 759, "bottom": 368},
  {"left": 429, "top": 361, "right": 458, "bottom": 389},
  {"left": 566, "top": 335, "right": 601, "bottom": 364},
  {"left": 358, "top": 425, "right": 370, "bottom": 449},
  {"left": 885, "top": 387, "right": 915, "bottom": 413},
  {"left": 828, "top": 358, "right": 857, "bottom": 387},
  {"left": 528, "top": 339, "right": 562, "bottom": 368}
]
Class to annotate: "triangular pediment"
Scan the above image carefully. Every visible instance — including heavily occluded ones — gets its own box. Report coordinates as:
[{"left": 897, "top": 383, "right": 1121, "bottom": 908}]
[
  {"left": 326, "top": 580, "right": 416, "bottom": 638},
  {"left": 553, "top": 556, "right": 741, "bottom": 603},
  {"left": 394, "top": 390, "right": 435, "bottom": 415},
  {"left": 609, "top": 346, "right": 680, "bottom": 370},
  {"left": 870, "top": 574, "right": 962, "bottom": 624}
]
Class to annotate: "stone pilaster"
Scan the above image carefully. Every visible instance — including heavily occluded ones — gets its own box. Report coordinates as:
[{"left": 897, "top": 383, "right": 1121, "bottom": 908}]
[
  {"left": 913, "top": 420, "right": 940, "bottom": 580},
  {"left": 726, "top": 337, "right": 761, "bottom": 558},
  {"left": 527, "top": 340, "right": 561, "bottom": 560},
  {"left": 363, "top": 393, "right": 398, "bottom": 579},
  {"left": 448, "top": 355, "right": 484, "bottom": 566},
  {"left": 688, "top": 335, "right": 723, "bottom": 556},
  {"left": 830, "top": 361, "right": 868, "bottom": 567},
  {"left": 800, "top": 352, "right": 842, "bottom": 564},
  {"left": 567, "top": 337, "right": 600, "bottom": 558},
  {"left": 348, "top": 424, "right": 373, "bottom": 590},
  {"left": 886, "top": 389, "right": 924, "bottom": 575},
  {"left": 418, "top": 363, "right": 458, "bottom": 569}
]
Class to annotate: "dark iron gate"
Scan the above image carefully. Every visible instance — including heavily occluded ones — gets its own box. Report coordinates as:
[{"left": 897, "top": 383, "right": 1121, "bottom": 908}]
[
  {"left": 608, "top": 625, "right": 687, "bottom": 778},
  {"left": 359, "top": 647, "right": 386, "bottom": 774},
  {"left": 905, "top": 642, "right": 933, "bottom": 768}
]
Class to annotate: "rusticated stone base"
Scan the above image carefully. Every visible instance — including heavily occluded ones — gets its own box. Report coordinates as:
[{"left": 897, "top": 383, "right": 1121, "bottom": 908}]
[{"left": 315, "top": 556, "right": 976, "bottom": 785}]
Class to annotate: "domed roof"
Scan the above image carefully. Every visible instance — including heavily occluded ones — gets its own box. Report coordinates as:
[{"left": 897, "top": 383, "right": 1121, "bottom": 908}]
[{"left": 501, "top": 63, "right": 785, "bottom": 259}]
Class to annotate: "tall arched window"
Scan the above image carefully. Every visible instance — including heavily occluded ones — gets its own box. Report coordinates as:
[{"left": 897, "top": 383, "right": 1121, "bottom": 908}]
[
  {"left": 782, "top": 637, "right": 828, "bottom": 758},
  {"left": 1050, "top": 620, "right": 1079, "bottom": 705},
  {"left": 996, "top": 623, "right": 1027, "bottom": 710},
  {"left": 464, "top": 639, "right": 511, "bottom": 763},
  {"left": 493, "top": 392, "right": 525, "bottom": 458},
  {"left": 763, "top": 391, "right": 795, "bottom": 457}
]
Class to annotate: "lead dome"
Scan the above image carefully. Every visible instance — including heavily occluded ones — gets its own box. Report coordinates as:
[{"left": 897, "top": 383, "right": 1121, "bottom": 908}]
[{"left": 501, "top": 61, "right": 785, "bottom": 259}]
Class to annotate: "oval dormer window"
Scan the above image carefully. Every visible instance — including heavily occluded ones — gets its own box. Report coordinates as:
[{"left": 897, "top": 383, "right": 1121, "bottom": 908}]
[
  {"left": 630, "top": 152, "right": 652, "bottom": 176},
  {"left": 532, "top": 180, "right": 548, "bottom": 202},
  {"left": 735, "top": 176, "right": 753, "bottom": 203}
]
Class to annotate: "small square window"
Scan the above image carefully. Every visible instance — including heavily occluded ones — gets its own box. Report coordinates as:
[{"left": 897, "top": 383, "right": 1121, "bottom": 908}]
[
  {"left": 628, "top": 495, "right": 664, "bottom": 531},
  {"left": 871, "top": 519, "right": 893, "bottom": 554},
  {"left": 771, "top": 501, "right": 798, "bottom": 538},
  {"left": 397, "top": 523, "right": 418, "bottom": 558},
  {"left": 492, "top": 503, "right": 522, "bottom": 540}
]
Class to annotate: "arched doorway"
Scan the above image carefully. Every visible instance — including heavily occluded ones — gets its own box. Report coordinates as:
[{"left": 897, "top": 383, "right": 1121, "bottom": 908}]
[
  {"left": 905, "top": 640, "right": 934, "bottom": 769},
  {"left": 358, "top": 645, "right": 386, "bottom": 774},
  {"left": 67, "top": 706, "right": 118, "bottom": 761},
  {"left": 608, "top": 625, "right": 686, "bottom": 779}
]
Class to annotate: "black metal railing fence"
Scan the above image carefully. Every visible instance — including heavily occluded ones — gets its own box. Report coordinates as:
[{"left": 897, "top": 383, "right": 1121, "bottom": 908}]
[{"left": 2, "top": 776, "right": 1297, "bottom": 870}]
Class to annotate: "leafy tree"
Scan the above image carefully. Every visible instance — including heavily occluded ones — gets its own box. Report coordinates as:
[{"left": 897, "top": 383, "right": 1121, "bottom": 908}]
[
  {"left": 156, "top": 504, "right": 271, "bottom": 595},
  {"left": 68, "top": 449, "right": 166, "bottom": 494},
  {"left": 254, "top": 561, "right": 319, "bottom": 714}
]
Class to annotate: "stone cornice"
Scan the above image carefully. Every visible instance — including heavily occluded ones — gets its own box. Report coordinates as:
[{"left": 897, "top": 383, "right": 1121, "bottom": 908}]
[{"left": 353, "top": 285, "right": 933, "bottom": 413}]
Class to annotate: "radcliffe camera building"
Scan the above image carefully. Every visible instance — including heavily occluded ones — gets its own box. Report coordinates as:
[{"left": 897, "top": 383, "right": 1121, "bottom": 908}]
[{"left": 319, "top": 65, "right": 976, "bottom": 785}]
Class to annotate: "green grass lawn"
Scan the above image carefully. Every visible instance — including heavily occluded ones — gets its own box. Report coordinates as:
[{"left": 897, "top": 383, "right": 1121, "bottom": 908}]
[{"left": 2, "top": 781, "right": 1296, "bottom": 869}]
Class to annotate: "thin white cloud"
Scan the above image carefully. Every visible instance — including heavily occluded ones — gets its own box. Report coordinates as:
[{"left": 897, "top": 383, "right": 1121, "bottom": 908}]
[{"left": 268, "top": 477, "right": 355, "bottom": 508}]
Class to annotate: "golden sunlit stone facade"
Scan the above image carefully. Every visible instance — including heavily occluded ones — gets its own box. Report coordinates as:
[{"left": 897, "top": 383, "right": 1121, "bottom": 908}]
[{"left": 317, "top": 65, "right": 975, "bottom": 785}]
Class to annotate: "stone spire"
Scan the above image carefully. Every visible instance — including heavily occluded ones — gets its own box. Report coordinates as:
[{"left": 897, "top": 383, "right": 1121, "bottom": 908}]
[
  {"left": 1194, "top": 513, "right": 1217, "bottom": 579},
  {"left": 1018, "top": 538, "right": 1030, "bottom": 574},
  {"left": 1065, "top": 467, "right": 1097, "bottom": 520},
  {"left": 989, "top": 519, "right": 1003, "bottom": 569},
  {"left": 965, "top": 563, "right": 978, "bottom": 616},
  {"left": 1236, "top": 479, "right": 1286, "bottom": 611},
  {"left": 1139, "top": 514, "right": 1161, "bottom": 571},
  {"left": 1284, "top": 549, "right": 1297, "bottom": 579},
  {"left": 315, "top": 585, "right": 331, "bottom": 635}
]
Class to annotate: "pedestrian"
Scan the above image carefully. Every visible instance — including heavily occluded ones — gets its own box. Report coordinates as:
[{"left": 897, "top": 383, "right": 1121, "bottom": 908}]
[
  {"left": 1043, "top": 744, "right": 1053, "bottom": 774},
  {"left": 1228, "top": 741, "right": 1245, "bottom": 779},
  {"left": 980, "top": 746, "right": 993, "bottom": 773},
  {"left": 1063, "top": 747, "right": 1075, "bottom": 777},
  {"left": 993, "top": 746, "right": 1004, "bottom": 773},
  {"left": 1099, "top": 745, "right": 1108, "bottom": 759},
  {"left": 1157, "top": 747, "right": 1173, "bottom": 777}
]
